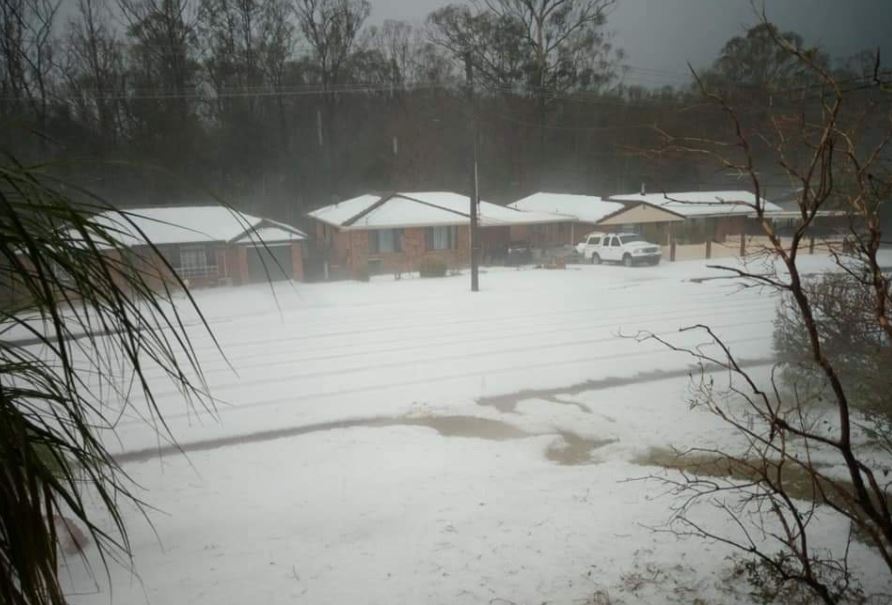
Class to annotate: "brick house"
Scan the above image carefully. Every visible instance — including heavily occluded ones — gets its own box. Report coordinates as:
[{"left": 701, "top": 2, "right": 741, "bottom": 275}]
[
  {"left": 507, "top": 193, "right": 625, "bottom": 247},
  {"left": 91, "top": 206, "right": 307, "bottom": 287},
  {"left": 308, "top": 192, "right": 569, "bottom": 277}
]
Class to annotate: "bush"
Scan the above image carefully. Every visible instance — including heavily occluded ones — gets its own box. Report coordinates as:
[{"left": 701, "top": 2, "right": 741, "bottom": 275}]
[
  {"left": 418, "top": 256, "right": 447, "bottom": 278},
  {"left": 774, "top": 272, "right": 892, "bottom": 420}
]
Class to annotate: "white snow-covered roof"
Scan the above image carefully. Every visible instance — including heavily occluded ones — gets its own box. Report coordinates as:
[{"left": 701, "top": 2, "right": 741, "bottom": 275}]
[
  {"left": 306, "top": 194, "right": 382, "bottom": 228},
  {"left": 235, "top": 227, "right": 306, "bottom": 244},
  {"left": 608, "top": 191, "right": 782, "bottom": 217},
  {"left": 88, "top": 206, "right": 305, "bottom": 247},
  {"left": 508, "top": 193, "right": 624, "bottom": 224},
  {"left": 308, "top": 192, "right": 572, "bottom": 230}
]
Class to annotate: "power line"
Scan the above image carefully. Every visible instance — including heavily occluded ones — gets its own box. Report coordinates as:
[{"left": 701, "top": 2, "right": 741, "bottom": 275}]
[
  {"left": 10, "top": 70, "right": 887, "bottom": 108},
  {"left": 479, "top": 110, "right": 655, "bottom": 133}
]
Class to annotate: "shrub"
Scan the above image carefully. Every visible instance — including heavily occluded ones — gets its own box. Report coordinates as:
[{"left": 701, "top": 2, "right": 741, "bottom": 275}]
[
  {"left": 773, "top": 272, "right": 892, "bottom": 420},
  {"left": 418, "top": 256, "right": 447, "bottom": 278}
]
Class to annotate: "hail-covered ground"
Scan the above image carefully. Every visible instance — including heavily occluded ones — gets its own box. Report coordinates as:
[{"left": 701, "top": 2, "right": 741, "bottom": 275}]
[{"left": 61, "top": 254, "right": 892, "bottom": 604}]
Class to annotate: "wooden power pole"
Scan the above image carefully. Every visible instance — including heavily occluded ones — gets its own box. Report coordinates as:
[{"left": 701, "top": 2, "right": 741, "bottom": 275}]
[{"left": 464, "top": 52, "right": 480, "bottom": 292}]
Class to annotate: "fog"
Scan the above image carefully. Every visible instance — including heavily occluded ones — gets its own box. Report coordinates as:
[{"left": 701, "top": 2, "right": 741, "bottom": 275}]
[{"left": 3, "top": 2, "right": 892, "bottom": 603}]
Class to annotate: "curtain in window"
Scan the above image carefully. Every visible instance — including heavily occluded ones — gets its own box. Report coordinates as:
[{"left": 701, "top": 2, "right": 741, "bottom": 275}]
[
  {"left": 371, "top": 229, "right": 402, "bottom": 254},
  {"left": 426, "top": 226, "right": 455, "bottom": 251},
  {"left": 431, "top": 226, "right": 451, "bottom": 250},
  {"left": 380, "top": 229, "right": 394, "bottom": 252}
]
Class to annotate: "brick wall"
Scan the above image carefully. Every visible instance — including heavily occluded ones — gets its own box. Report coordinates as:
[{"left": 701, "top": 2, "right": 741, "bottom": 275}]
[
  {"left": 324, "top": 225, "right": 474, "bottom": 277},
  {"left": 225, "top": 245, "right": 248, "bottom": 285},
  {"left": 291, "top": 243, "right": 304, "bottom": 281}
]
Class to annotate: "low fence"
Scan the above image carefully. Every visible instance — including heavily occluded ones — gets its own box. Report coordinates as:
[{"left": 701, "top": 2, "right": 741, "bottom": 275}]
[{"left": 662, "top": 235, "right": 846, "bottom": 262}]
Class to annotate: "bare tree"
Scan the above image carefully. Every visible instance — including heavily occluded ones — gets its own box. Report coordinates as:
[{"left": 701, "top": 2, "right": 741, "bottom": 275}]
[
  {"left": 293, "top": 0, "right": 368, "bottom": 197},
  {"left": 63, "top": 0, "right": 126, "bottom": 148},
  {"left": 0, "top": 0, "right": 60, "bottom": 130},
  {"left": 484, "top": 0, "right": 618, "bottom": 155},
  {"left": 255, "top": 0, "right": 295, "bottom": 151},
  {"left": 197, "top": 0, "right": 266, "bottom": 109},
  {"left": 428, "top": 4, "right": 532, "bottom": 94},
  {"left": 637, "top": 19, "right": 892, "bottom": 604},
  {"left": 364, "top": 19, "right": 413, "bottom": 91},
  {"left": 429, "top": 0, "right": 620, "bottom": 185},
  {"left": 119, "top": 0, "right": 199, "bottom": 151}
]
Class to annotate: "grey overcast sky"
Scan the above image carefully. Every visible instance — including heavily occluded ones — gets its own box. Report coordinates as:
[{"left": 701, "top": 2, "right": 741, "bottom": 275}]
[{"left": 370, "top": 0, "right": 892, "bottom": 87}]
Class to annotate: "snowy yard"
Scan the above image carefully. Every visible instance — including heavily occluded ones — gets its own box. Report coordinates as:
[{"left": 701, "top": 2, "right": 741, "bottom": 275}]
[{"left": 62, "top": 256, "right": 892, "bottom": 604}]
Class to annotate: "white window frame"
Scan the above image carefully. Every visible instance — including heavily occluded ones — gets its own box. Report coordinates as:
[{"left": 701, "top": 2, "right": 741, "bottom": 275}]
[
  {"left": 178, "top": 246, "right": 216, "bottom": 278},
  {"left": 429, "top": 226, "right": 454, "bottom": 251}
]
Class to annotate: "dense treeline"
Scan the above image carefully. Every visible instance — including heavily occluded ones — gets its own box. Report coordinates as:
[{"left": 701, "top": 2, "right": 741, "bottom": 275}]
[{"left": 0, "top": 0, "right": 885, "bottom": 222}]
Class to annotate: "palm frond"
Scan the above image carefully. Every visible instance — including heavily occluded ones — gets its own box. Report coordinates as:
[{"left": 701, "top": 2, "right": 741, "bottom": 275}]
[{"left": 0, "top": 156, "right": 218, "bottom": 605}]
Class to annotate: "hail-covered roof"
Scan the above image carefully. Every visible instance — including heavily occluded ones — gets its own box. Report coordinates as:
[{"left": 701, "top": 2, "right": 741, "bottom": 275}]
[
  {"left": 608, "top": 191, "right": 782, "bottom": 217},
  {"left": 308, "top": 192, "right": 572, "bottom": 230},
  {"left": 86, "top": 205, "right": 306, "bottom": 247},
  {"left": 508, "top": 193, "right": 624, "bottom": 224}
]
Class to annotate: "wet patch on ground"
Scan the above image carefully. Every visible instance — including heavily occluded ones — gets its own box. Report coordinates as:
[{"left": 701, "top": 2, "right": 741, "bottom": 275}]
[
  {"left": 476, "top": 359, "right": 774, "bottom": 414},
  {"left": 545, "top": 431, "right": 617, "bottom": 465},
  {"left": 115, "top": 414, "right": 605, "bottom": 466},
  {"left": 542, "top": 395, "right": 593, "bottom": 414},
  {"left": 632, "top": 447, "right": 850, "bottom": 504}
]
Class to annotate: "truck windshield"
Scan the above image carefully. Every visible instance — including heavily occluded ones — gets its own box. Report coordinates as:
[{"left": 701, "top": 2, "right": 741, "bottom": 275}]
[{"left": 620, "top": 235, "right": 644, "bottom": 244}]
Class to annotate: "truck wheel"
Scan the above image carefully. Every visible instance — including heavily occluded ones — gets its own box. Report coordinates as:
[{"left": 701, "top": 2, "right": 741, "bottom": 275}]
[
  {"left": 591, "top": 253, "right": 601, "bottom": 265},
  {"left": 623, "top": 254, "right": 633, "bottom": 267}
]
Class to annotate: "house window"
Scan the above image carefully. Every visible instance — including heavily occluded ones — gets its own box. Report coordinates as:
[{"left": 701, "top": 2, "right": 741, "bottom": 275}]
[
  {"left": 425, "top": 226, "right": 455, "bottom": 251},
  {"left": 369, "top": 229, "right": 402, "bottom": 254},
  {"left": 156, "top": 244, "right": 179, "bottom": 268},
  {"left": 178, "top": 246, "right": 216, "bottom": 278}
]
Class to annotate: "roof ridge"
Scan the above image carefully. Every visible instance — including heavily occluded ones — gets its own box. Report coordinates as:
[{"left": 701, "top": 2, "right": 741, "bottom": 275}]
[
  {"left": 387, "top": 193, "right": 471, "bottom": 219},
  {"left": 341, "top": 192, "right": 398, "bottom": 227}
]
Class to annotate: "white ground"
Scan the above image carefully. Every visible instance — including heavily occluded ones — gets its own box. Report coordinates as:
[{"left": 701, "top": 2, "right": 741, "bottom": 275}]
[{"left": 60, "top": 254, "right": 892, "bottom": 604}]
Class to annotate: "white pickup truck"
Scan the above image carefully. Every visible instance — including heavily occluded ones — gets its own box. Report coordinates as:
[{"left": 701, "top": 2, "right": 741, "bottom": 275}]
[{"left": 575, "top": 232, "right": 662, "bottom": 266}]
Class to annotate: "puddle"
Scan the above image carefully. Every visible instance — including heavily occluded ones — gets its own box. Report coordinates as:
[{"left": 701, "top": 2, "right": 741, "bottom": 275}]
[
  {"left": 476, "top": 358, "right": 775, "bottom": 414},
  {"left": 633, "top": 447, "right": 853, "bottom": 505},
  {"left": 116, "top": 414, "right": 599, "bottom": 465},
  {"left": 545, "top": 432, "right": 617, "bottom": 465},
  {"left": 397, "top": 415, "right": 527, "bottom": 440}
]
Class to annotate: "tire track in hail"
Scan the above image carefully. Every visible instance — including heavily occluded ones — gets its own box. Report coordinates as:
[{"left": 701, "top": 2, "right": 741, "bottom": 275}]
[
  {"left": 115, "top": 290, "right": 774, "bottom": 381},
  {"left": 164, "top": 285, "right": 767, "bottom": 355},
  {"left": 126, "top": 296, "right": 776, "bottom": 384},
  {"left": 113, "top": 334, "right": 773, "bottom": 429},
  {"left": 114, "top": 321, "right": 771, "bottom": 423}
]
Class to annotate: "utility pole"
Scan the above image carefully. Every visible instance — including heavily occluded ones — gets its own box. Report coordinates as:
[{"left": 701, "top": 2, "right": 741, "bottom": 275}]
[{"left": 465, "top": 52, "right": 480, "bottom": 292}]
